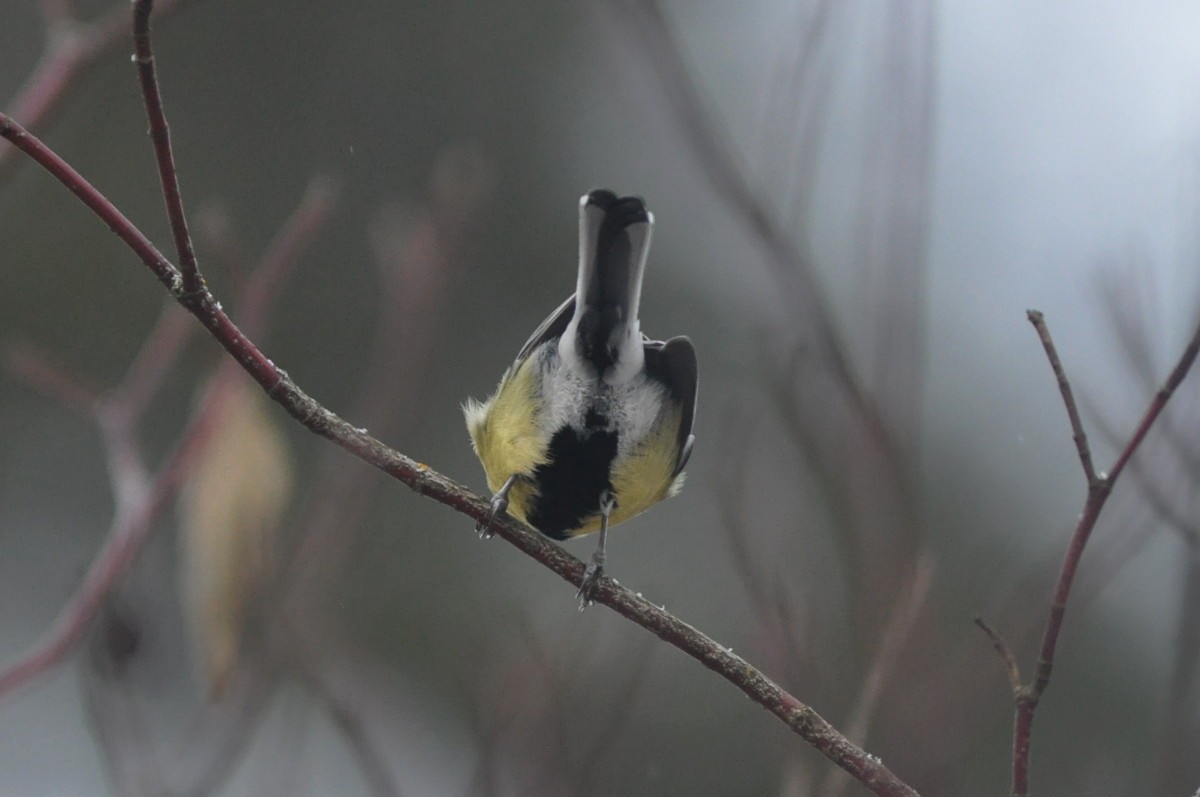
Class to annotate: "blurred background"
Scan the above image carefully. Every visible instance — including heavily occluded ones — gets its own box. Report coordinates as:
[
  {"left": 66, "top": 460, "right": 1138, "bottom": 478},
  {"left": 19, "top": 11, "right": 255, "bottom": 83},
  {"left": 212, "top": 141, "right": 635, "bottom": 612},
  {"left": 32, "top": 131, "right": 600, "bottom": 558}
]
[{"left": 3, "top": 1, "right": 1200, "bottom": 795}]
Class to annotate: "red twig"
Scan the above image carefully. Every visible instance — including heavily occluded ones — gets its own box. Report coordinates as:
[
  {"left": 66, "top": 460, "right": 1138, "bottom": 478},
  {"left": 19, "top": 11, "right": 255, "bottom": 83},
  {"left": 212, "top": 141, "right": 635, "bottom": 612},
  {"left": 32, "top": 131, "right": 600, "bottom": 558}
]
[
  {"left": 1026, "top": 310, "right": 1098, "bottom": 486},
  {"left": 132, "top": 0, "right": 202, "bottom": 295},
  {"left": 979, "top": 309, "right": 1200, "bottom": 797},
  {"left": 0, "top": 113, "right": 921, "bottom": 797}
]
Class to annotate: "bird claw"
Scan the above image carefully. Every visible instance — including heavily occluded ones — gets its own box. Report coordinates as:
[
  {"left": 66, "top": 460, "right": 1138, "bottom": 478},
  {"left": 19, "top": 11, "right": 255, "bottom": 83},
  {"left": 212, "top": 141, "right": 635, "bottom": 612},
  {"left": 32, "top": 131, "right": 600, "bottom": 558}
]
[
  {"left": 576, "top": 554, "right": 605, "bottom": 611},
  {"left": 475, "top": 491, "right": 510, "bottom": 540}
]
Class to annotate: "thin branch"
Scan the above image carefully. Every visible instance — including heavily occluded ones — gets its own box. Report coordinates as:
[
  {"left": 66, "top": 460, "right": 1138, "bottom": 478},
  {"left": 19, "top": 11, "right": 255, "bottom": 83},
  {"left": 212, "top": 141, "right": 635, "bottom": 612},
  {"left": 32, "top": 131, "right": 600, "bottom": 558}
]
[
  {"left": 973, "top": 616, "right": 1021, "bottom": 692},
  {"left": 1108, "top": 323, "right": 1200, "bottom": 485},
  {"left": 1087, "top": 400, "right": 1200, "bottom": 547},
  {"left": 0, "top": 111, "right": 920, "bottom": 797},
  {"left": 1026, "top": 310, "right": 1098, "bottom": 486},
  {"left": 1001, "top": 309, "right": 1200, "bottom": 797},
  {"left": 132, "top": 0, "right": 202, "bottom": 294}
]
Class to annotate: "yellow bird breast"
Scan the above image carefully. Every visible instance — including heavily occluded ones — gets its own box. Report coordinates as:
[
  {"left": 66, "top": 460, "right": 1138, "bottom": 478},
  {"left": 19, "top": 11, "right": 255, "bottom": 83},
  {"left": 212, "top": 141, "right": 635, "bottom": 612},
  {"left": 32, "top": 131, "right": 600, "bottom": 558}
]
[{"left": 464, "top": 357, "right": 685, "bottom": 539}]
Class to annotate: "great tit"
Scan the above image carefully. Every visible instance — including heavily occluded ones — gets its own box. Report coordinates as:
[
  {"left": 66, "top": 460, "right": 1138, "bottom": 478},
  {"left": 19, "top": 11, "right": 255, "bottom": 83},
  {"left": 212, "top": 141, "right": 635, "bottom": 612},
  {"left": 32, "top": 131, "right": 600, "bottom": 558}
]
[{"left": 464, "top": 189, "right": 697, "bottom": 604}]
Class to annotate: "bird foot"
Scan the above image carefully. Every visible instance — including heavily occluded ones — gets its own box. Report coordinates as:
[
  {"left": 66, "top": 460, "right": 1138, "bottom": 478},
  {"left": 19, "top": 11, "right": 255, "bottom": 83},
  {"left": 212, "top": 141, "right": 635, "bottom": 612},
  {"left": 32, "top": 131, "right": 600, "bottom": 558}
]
[
  {"left": 576, "top": 552, "right": 606, "bottom": 611},
  {"left": 475, "top": 491, "right": 510, "bottom": 540}
]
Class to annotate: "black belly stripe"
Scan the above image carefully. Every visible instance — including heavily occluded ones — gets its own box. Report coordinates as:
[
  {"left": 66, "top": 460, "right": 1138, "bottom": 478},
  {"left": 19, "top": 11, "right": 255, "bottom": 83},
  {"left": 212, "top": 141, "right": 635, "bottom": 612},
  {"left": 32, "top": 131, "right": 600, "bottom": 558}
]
[{"left": 527, "top": 423, "right": 618, "bottom": 540}]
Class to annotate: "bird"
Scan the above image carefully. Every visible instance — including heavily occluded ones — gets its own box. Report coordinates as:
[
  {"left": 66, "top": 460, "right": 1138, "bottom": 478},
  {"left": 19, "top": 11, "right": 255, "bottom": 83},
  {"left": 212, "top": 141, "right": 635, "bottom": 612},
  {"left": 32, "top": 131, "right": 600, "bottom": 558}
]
[{"left": 464, "top": 189, "right": 697, "bottom": 606}]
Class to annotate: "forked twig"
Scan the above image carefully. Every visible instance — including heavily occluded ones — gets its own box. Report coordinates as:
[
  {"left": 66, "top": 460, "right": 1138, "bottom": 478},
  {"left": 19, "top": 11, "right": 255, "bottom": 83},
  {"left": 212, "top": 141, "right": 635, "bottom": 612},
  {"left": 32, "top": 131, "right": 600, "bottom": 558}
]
[{"left": 978, "top": 309, "right": 1200, "bottom": 797}]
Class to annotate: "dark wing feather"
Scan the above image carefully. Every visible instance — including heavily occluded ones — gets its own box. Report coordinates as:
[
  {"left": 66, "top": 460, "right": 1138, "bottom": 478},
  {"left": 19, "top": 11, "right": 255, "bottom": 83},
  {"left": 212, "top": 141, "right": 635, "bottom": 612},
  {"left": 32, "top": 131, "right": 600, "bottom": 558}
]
[
  {"left": 643, "top": 336, "right": 697, "bottom": 476},
  {"left": 515, "top": 295, "right": 576, "bottom": 364}
]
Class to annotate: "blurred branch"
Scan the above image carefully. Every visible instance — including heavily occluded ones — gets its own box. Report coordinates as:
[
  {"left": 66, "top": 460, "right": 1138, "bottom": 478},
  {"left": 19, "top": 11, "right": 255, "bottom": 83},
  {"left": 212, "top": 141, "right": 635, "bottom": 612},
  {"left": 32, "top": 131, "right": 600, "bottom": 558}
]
[
  {"left": 240, "top": 175, "right": 341, "bottom": 334},
  {"left": 605, "top": 0, "right": 912, "bottom": 499},
  {"left": 0, "top": 168, "right": 330, "bottom": 701},
  {"left": 293, "top": 652, "right": 405, "bottom": 797},
  {"left": 0, "top": 0, "right": 193, "bottom": 182},
  {"left": 0, "top": 397, "right": 219, "bottom": 698},
  {"left": 1158, "top": 553, "right": 1200, "bottom": 794},
  {"left": 1094, "top": 284, "right": 1200, "bottom": 791},
  {"left": 284, "top": 151, "right": 486, "bottom": 595},
  {"left": 821, "top": 556, "right": 934, "bottom": 797},
  {"left": 0, "top": 81, "right": 922, "bottom": 797},
  {"left": 112, "top": 301, "right": 195, "bottom": 422},
  {"left": 979, "top": 308, "right": 1200, "bottom": 797},
  {"left": 3, "top": 341, "right": 102, "bottom": 411}
]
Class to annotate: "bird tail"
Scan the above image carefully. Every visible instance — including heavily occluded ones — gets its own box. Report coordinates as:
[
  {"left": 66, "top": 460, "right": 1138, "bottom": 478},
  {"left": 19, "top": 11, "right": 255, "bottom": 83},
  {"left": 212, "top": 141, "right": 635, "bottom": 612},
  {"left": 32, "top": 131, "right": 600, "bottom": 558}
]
[{"left": 563, "top": 189, "right": 653, "bottom": 383}]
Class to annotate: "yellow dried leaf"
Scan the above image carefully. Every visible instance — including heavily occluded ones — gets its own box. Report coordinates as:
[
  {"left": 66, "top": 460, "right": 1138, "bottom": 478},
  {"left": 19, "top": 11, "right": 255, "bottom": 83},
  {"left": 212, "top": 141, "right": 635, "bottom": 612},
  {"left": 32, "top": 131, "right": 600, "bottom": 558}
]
[{"left": 179, "top": 376, "right": 292, "bottom": 697}]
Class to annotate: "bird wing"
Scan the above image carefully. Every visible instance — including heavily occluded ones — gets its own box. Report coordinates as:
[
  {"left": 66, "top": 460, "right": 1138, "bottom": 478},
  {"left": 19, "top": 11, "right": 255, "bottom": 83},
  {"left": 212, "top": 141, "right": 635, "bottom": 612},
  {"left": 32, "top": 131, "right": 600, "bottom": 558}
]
[
  {"left": 515, "top": 294, "right": 576, "bottom": 364},
  {"left": 643, "top": 336, "right": 697, "bottom": 476}
]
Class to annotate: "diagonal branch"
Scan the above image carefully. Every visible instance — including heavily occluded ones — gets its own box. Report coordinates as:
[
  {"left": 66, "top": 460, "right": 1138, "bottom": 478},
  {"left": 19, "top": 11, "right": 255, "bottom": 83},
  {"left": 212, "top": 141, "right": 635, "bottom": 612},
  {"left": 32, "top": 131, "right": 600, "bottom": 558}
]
[{"left": 0, "top": 110, "right": 920, "bottom": 797}]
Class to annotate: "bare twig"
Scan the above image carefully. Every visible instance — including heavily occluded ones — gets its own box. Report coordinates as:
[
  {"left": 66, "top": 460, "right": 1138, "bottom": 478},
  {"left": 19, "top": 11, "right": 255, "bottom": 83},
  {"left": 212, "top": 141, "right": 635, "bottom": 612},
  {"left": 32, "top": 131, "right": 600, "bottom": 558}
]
[
  {"left": 973, "top": 616, "right": 1021, "bottom": 692},
  {"left": 132, "top": 0, "right": 202, "bottom": 294},
  {"left": 0, "top": 112, "right": 920, "bottom": 797},
  {"left": 992, "top": 309, "right": 1200, "bottom": 797},
  {"left": 1026, "top": 310, "right": 1098, "bottom": 486}
]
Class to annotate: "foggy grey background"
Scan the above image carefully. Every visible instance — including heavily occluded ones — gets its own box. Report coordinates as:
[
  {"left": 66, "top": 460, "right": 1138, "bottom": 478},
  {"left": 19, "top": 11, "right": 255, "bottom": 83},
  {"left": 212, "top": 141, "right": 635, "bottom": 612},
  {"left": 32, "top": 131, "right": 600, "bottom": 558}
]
[{"left": 3, "top": 1, "right": 1200, "bottom": 795}]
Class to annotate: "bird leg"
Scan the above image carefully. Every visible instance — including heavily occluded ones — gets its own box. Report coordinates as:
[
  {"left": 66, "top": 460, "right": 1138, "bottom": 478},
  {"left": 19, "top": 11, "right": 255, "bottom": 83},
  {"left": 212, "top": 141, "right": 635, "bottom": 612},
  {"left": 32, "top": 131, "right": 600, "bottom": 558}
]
[
  {"left": 476, "top": 474, "right": 520, "bottom": 539},
  {"left": 577, "top": 490, "right": 616, "bottom": 609}
]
